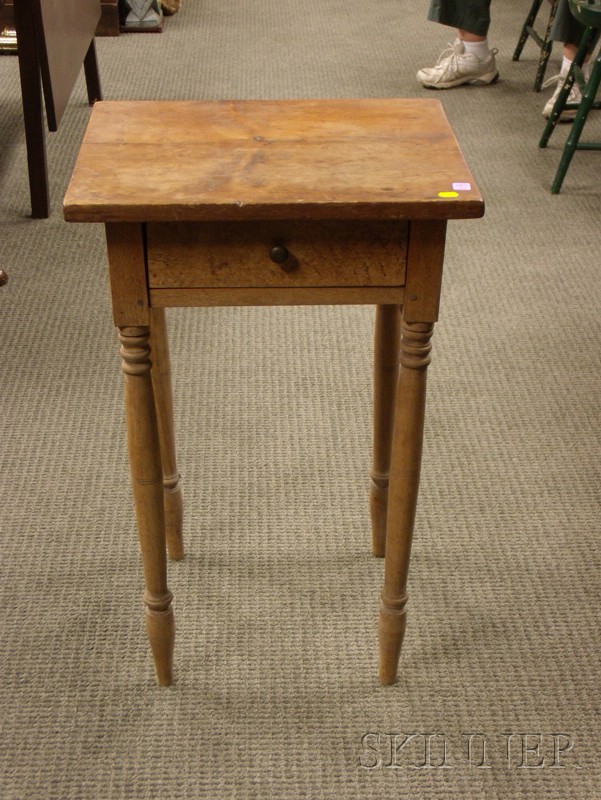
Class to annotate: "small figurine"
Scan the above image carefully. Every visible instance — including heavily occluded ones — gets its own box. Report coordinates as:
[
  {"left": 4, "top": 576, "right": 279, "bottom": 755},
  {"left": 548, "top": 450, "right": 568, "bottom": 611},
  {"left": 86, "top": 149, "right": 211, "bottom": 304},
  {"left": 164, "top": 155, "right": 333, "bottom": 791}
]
[{"left": 120, "top": 0, "right": 163, "bottom": 30}]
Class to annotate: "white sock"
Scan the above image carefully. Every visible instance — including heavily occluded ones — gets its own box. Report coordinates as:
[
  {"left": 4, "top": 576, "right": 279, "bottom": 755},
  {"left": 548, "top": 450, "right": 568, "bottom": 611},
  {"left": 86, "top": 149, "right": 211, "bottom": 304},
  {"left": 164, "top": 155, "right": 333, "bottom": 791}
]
[
  {"left": 559, "top": 56, "right": 592, "bottom": 80},
  {"left": 462, "top": 39, "right": 490, "bottom": 59},
  {"left": 560, "top": 56, "right": 573, "bottom": 77}
]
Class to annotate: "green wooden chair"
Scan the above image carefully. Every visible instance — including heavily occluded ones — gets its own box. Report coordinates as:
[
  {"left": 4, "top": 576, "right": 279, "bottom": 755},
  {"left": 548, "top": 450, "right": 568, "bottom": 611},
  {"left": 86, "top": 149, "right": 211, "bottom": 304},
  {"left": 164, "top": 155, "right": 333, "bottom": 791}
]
[
  {"left": 514, "top": 0, "right": 561, "bottom": 91},
  {"left": 539, "top": 0, "right": 601, "bottom": 193}
]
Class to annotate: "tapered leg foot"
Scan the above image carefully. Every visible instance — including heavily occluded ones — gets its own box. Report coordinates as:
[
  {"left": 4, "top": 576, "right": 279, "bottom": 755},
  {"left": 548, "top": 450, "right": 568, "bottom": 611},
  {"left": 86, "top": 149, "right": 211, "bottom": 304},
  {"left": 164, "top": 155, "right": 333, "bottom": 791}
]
[
  {"left": 146, "top": 597, "right": 175, "bottom": 686},
  {"left": 379, "top": 595, "right": 407, "bottom": 685}
]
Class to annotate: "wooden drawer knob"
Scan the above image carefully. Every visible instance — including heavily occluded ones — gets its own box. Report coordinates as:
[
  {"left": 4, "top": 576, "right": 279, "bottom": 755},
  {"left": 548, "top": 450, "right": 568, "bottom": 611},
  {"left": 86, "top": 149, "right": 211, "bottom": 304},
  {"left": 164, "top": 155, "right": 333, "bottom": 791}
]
[
  {"left": 269, "top": 245, "right": 298, "bottom": 273},
  {"left": 269, "top": 245, "right": 289, "bottom": 264},
  {"left": 0, "top": 270, "right": 8, "bottom": 287}
]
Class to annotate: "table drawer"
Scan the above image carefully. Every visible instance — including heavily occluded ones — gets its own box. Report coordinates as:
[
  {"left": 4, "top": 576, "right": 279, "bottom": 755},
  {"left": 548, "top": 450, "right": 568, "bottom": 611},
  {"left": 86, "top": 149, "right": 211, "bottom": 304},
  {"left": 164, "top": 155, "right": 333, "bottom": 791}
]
[{"left": 146, "top": 221, "right": 408, "bottom": 289}]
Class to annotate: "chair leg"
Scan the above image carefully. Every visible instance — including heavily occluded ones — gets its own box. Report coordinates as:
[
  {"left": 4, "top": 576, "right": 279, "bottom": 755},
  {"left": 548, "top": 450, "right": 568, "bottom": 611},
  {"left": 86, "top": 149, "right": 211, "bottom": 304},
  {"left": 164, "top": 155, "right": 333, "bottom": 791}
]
[
  {"left": 513, "top": 0, "right": 545, "bottom": 62},
  {"left": 539, "top": 26, "right": 595, "bottom": 148},
  {"left": 551, "top": 52, "right": 601, "bottom": 193},
  {"left": 533, "top": 0, "right": 559, "bottom": 92},
  {"left": 513, "top": 0, "right": 560, "bottom": 91}
]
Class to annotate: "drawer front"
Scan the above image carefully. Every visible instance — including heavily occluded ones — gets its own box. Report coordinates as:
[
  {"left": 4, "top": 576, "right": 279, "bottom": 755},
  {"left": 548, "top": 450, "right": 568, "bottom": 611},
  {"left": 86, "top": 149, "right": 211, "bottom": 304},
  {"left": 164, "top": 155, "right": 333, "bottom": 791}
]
[{"left": 146, "top": 220, "right": 408, "bottom": 289}]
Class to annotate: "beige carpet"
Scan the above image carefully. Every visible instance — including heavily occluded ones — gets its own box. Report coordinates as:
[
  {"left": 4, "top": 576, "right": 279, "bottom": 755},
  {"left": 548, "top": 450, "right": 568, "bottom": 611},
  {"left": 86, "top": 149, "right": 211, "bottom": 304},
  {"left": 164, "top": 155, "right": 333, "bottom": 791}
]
[{"left": 1, "top": 1, "right": 600, "bottom": 798}]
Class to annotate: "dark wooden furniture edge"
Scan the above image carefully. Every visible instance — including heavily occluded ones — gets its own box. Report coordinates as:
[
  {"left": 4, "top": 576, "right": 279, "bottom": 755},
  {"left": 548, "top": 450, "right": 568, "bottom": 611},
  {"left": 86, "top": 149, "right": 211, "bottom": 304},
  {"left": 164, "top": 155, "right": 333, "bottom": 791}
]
[{"left": 1, "top": 1, "right": 119, "bottom": 36}]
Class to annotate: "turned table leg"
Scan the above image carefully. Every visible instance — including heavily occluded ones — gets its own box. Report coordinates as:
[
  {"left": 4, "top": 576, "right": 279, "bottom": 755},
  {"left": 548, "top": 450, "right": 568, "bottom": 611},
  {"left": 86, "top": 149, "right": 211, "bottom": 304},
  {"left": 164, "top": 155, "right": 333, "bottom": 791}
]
[
  {"left": 370, "top": 305, "right": 401, "bottom": 557},
  {"left": 120, "top": 325, "right": 175, "bottom": 686},
  {"left": 379, "top": 320, "right": 434, "bottom": 685},
  {"left": 150, "top": 308, "right": 184, "bottom": 561}
]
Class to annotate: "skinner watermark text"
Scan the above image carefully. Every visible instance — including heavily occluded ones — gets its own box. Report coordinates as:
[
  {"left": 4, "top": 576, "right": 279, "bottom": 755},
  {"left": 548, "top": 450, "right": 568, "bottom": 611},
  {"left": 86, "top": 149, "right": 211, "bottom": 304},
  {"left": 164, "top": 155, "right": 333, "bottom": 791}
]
[{"left": 359, "top": 732, "right": 581, "bottom": 770}]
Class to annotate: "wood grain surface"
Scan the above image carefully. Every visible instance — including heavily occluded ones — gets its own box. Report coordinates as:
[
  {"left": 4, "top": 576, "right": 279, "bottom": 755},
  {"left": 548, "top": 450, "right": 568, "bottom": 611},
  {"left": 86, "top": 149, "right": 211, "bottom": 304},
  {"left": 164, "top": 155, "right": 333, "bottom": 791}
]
[{"left": 64, "top": 99, "right": 484, "bottom": 222}]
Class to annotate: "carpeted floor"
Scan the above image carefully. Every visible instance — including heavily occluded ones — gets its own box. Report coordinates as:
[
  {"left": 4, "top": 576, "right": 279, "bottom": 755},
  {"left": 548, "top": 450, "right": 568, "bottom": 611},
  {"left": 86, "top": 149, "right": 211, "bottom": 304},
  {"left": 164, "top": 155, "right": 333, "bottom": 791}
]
[{"left": 1, "top": 1, "right": 600, "bottom": 798}]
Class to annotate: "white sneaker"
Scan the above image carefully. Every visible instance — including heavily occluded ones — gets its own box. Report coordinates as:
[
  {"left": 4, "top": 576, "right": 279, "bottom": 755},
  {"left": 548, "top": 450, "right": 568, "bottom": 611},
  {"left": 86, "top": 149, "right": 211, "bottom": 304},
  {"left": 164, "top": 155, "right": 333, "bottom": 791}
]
[
  {"left": 417, "top": 39, "right": 499, "bottom": 89},
  {"left": 542, "top": 73, "right": 582, "bottom": 121}
]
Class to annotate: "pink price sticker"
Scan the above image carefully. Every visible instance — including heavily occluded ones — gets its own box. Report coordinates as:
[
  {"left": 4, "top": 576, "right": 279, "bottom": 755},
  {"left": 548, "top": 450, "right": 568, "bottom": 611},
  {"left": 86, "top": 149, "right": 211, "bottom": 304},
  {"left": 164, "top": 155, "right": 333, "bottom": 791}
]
[{"left": 452, "top": 182, "right": 471, "bottom": 191}]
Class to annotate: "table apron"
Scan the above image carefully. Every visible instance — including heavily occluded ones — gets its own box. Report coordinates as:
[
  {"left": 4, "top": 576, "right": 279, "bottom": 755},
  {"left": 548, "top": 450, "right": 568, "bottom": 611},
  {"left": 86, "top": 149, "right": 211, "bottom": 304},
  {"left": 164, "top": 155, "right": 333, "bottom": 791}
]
[{"left": 148, "top": 286, "right": 405, "bottom": 307}]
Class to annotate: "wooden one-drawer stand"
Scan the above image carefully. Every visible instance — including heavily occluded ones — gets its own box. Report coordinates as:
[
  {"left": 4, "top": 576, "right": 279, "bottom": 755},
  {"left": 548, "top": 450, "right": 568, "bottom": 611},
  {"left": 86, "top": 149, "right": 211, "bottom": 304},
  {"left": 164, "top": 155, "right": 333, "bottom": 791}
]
[{"left": 64, "top": 99, "right": 484, "bottom": 686}]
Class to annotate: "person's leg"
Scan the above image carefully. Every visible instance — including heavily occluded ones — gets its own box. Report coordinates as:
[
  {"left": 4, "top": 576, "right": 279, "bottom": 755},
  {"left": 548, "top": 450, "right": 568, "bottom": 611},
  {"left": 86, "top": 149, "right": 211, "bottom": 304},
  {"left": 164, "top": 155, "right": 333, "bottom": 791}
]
[
  {"left": 542, "top": 0, "right": 598, "bottom": 119},
  {"left": 417, "top": 1, "right": 498, "bottom": 89},
  {"left": 553, "top": 0, "right": 593, "bottom": 68}
]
